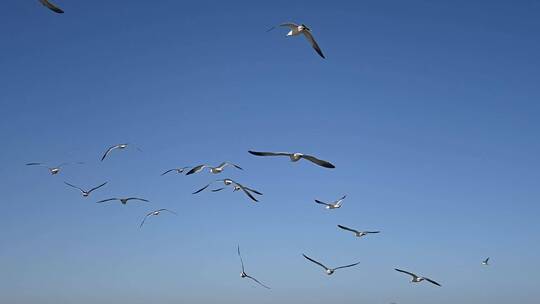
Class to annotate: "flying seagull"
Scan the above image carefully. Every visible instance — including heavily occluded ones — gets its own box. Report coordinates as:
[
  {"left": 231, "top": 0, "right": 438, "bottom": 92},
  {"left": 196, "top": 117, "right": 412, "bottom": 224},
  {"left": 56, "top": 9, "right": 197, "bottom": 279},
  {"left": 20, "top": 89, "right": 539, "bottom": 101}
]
[
  {"left": 314, "top": 195, "right": 346, "bottom": 209},
  {"left": 64, "top": 181, "right": 107, "bottom": 197},
  {"left": 139, "top": 209, "right": 177, "bottom": 228},
  {"left": 302, "top": 254, "right": 360, "bottom": 275},
  {"left": 337, "top": 225, "right": 380, "bottom": 238},
  {"left": 161, "top": 167, "right": 190, "bottom": 176},
  {"left": 186, "top": 162, "right": 243, "bottom": 175},
  {"left": 96, "top": 197, "right": 149, "bottom": 205},
  {"left": 237, "top": 245, "right": 270, "bottom": 289},
  {"left": 272, "top": 23, "right": 325, "bottom": 58},
  {"left": 101, "top": 143, "right": 141, "bottom": 161},
  {"left": 482, "top": 257, "right": 490, "bottom": 266},
  {"left": 26, "top": 162, "right": 83, "bottom": 175},
  {"left": 394, "top": 269, "right": 441, "bottom": 286},
  {"left": 193, "top": 178, "right": 262, "bottom": 202},
  {"left": 39, "top": 0, "right": 64, "bottom": 14},
  {"left": 248, "top": 150, "right": 335, "bottom": 168}
]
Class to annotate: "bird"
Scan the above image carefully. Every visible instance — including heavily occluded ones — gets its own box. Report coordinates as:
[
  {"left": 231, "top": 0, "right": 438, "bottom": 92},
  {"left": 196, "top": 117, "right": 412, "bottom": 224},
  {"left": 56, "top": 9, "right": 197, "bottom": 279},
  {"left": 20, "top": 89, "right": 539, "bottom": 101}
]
[
  {"left": 101, "top": 143, "right": 140, "bottom": 161},
  {"left": 337, "top": 225, "right": 380, "bottom": 238},
  {"left": 193, "top": 179, "right": 262, "bottom": 202},
  {"left": 248, "top": 150, "right": 335, "bottom": 168},
  {"left": 237, "top": 245, "right": 270, "bottom": 289},
  {"left": 482, "top": 257, "right": 490, "bottom": 266},
  {"left": 161, "top": 167, "right": 190, "bottom": 176},
  {"left": 139, "top": 209, "right": 177, "bottom": 228},
  {"left": 314, "top": 195, "right": 346, "bottom": 209},
  {"left": 96, "top": 197, "right": 149, "bottom": 205},
  {"left": 64, "top": 181, "right": 107, "bottom": 197},
  {"left": 394, "top": 269, "right": 441, "bottom": 286},
  {"left": 26, "top": 162, "right": 83, "bottom": 175},
  {"left": 273, "top": 23, "right": 325, "bottom": 58},
  {"left": 302, "top": 254, "right": 360, "bottom": 275},
  {"left": 39, "top": 0, "right": 64, "bottom": 14},
  {"left": 186, "top": 162, "right": 243, "bottom": 175}
]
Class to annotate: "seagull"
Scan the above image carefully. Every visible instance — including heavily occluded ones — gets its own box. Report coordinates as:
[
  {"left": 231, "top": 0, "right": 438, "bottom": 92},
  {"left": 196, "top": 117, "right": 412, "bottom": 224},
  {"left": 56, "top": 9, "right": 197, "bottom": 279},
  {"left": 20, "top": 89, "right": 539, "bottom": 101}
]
[
  {"left": 96, "top": 197, "right": 149, "bottom": 205},
  {"left": 394, "top": 269, "right": 441, "bottom": 286},
  {"left": 303, "top": 254, "right": 360, "bottom": 275},
  {"left": 161, "top": 167, "right": 190, "bottom": 176},
  {"left": 482, "top": 257, "right": 490, "bottom": 266},
  {"left": 186, "top": 162, "right": 243, "bottom": 175},
  {"left": 193, "top": 179, "right": 262, "bottom": 202},
  {"left": 101, "top": 143, "right": 141, "bottom": 161},
  {"left": 314, "top": 195, "right": 346, "bottom": 209},
  {"left": 273, "top": 23, "right": 325, "bottom": 59},
  {"left": 248, "top": 150, "right": 335, "bottom": 168},
  {"left": 237, "top": 245, "right": 271, "bottom": 289},
  {"left": 39, "top": 0, "right": 64, "bottom": 14},
  {"left": 139, "top": 209, "right": 177, "bottom": 228},
  {"left": 337, "top": 225, "right": 380, "bottom": 238},
  {"left": 26, "top": 162, "right": 83, "bottom": 175},
  {"left": 64, "top": 181, "right": 107, "bottom": 197}
]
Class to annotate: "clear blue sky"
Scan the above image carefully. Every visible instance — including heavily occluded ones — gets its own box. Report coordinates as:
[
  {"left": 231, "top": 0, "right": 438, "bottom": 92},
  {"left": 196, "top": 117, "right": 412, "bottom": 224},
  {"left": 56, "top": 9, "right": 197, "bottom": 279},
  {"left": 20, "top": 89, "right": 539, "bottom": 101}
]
[{"left": 1, "top": 1, "right": 539, "bottom": 303}]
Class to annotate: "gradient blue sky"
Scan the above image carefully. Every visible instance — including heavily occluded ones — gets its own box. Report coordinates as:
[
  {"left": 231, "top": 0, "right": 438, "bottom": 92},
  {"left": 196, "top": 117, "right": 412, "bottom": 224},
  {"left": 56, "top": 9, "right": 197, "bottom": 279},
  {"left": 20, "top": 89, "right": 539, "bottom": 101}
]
[{"left": 1, "top": 1, "right": 539, "bottom": 303}]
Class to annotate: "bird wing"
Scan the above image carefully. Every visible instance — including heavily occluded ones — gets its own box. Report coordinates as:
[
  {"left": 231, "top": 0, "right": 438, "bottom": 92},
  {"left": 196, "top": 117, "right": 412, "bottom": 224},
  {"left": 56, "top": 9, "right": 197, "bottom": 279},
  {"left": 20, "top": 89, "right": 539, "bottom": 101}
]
[
  {"left": 101, "top": 145, "right": 119, "bottom": 161},
  {"left": 280, "top": 23, "right": 299, "bottom": 29},
  {"left": 303, "top": 254, "right": 329, "bottom": 271},
  {"left": 88, "top": 182, "right": 107, "bottom": 193},
  {"left": 223, "top": 162, "right": 243, "bottom": 170},
  {"left": 39, "top": 0, "right": 64, "bottom": 14},
  {"left": 186, "top": 164, "right": 207, "bottom": 175},
  {"left": 301, "top": 154, "right": 335, "bottom": 168},
  {"left": 395, "top": 268, "right": 418, "bottom": 279},
  {"left": 237, "top": 245, "right": 245, "bottom": 272},
  {"left": 334, "top": 262, "right": 360, "bottom": 271},
  {"left": 302, "top": 30, "right": 325, "bottom": 59},
  {"left": 246, "top": 275, "right": 271, "bottom": 289},
  {"left": 244, "top": 187, "right": 263, "bottom": 196},
  {"left": 126, "top": 197, "right": 149, "bottom": 202},
  {"left": 159, "top": 209, "right": 177, "bottom": 215},
  {"left": 337, "top": 225, "right": 359, "bottom": 234},
  {"left": 248, "top": 150, "right": 291, "bottom": 157},
  {"left": 64, "top": 182, "right": 85, "bottom": 192},
  {"left": 26, "top": 162, "right": 46, "bottom": 167},
  {"left": 335, "top": 195, "right": 347, "bottom": 206},
  {"left": 314, "top": 199, "right": 331, "bottom": 206},
  {"left": 96, "top": 198, "right": 118, "bottom": 204},
  {"left": 365, "top": 231, "right": 381, "bottom": 234},
  {"left": 235, "top": 182, "right": 259, "bottom": 202},
  {"left": 484, "top": 257, "right": 490, "bottom": 263},
  {"left": 424, "top": 277, "right": 441, "bottom": 286},
  {"left": 211, "top": 187, "right": 225, "bottom": 192},
  {"left": 193, "top": 183, "right": 212, "bottom": 194},
  {"left": 161, "top": 169, "right": 176, "bottom": 176},
  {"left": 139, "top": 214, "right": 152, "bottom": 228}
]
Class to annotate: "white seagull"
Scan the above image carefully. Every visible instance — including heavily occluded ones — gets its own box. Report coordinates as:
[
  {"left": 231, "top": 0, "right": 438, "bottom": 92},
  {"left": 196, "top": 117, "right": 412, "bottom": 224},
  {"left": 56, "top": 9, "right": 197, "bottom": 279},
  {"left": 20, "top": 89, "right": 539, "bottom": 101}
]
[
  {"left": 248, "top": 150, "right": 335, "bottom": 168},
  {"left": 26, "top": 162, "right": 83, "bottom": 175},
  {"left": 96, "top": 197, "right": 149, "bottom": 205},
  {"left": 394, "top": 269, "right": 441, "bottom": 286},
  {"left": 238, "top": 245, "right": 271, "bottom": 289},
  {"left": 303, "top": 254, "right": 360, "bottom": 275},
  {"left": 186, "top": 162, "right": 243, "bottom": 175},
  {"left": 101, "top": 143, "right": 141, "bottom": 161},
  {"left": 139, "top": 209, "right": 177, "bottom": 228},
  {"left": 274, "top": 23, "right": 325, "bottom": 59},
  {"left": 161, "top": 167, "right": 190, "bottom": 176},
  {"left": 39, "top": 0, "right": 64, "bottom": 14},
  {"left": 337, "top": 225, "right": 380, "bottom": 238},
  {"left": 482, "top": 257, "right": 490, "bottom": 266},
  {"left": 64, "top": 181, "right": 108, "bottom": 197},
  {"left": 314, "top": 195, "right": 346, "bottom": 209},
  {"left": 193, "top": 178, "right": 262, "bottom": 202}
]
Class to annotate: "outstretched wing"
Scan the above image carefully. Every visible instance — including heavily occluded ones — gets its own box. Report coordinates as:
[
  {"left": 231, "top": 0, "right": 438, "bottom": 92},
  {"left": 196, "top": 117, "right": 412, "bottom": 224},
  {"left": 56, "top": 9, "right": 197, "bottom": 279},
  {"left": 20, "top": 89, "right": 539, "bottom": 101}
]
[
  {"left": 159, "top": 209, "right": 177, "bottom": 215},
  {"left": 334, "top": 262, "right": 360, "bottom": 271},
  {"left": 248, "top": 151, "right": 291, "bottom": 157},
  {"left": 39, "top": 0, "right": 64, "bottom": 14},
  {"left": 186, "top": 164, "right": 206, "bottom": 175},
  {"left": 246, "top": 275, "right": 271, "bottom": 289},
  {"left": 161, "top": 169, "right": 176, "bottom": 176},
  {"left": 245, "top": 187, "right": 263, "bottom": 196},
  {"left": 395, "top": 268, "right": 417, "bottom": 279},
  {"left": 139, "top": 214, "right": 151, "bottom": 228},
  {"left": 365, "top": 231, "right": 380, "bottom": 234},
  {"left": 237, "top": 245, "right": 245, "bottom": 272},
  {"left": 301, "top": 154, "right": 335, "bottom": 168},
  {"left": 88, "top": 182, "right": 108, "bottom": 193},
  {"left": 337, "top": 225, "right": 359, "bottom": 234},
  {"left": 96, "top": 198, "right": 118, "bottom": 204},
  {"left": 424, "top": 277, "right": 441, "bottom": 287},
  {"left": 64, "top": 182, "right": 85, "bottom": 192},
  {"left": 101, "top": 145, "right": 118, "bottom": 161},
  {"left": 302, "top": 30, "right": 325, "bottom": 59},
  {"left": 193, "top": 183, "right": 211, "bottom": 194},
  {"left": 279, "top": 22, "right": 299, "bottom": 29},
  {"left": 303, "top": 254, "right": 329, "bottom": 271},
  {"left": 126, "top": 197, "right": 149, "bottom": 203},
  {"left": 314, "top": 199, "right": 330, "bottom": 206}
]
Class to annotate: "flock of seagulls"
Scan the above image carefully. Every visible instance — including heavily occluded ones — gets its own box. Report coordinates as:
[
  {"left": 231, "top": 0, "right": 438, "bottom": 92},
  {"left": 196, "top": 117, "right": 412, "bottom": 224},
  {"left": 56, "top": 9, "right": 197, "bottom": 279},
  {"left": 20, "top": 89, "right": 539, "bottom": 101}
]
[{"left": 29, "top": 1, "right": 495, "bottom": 299}]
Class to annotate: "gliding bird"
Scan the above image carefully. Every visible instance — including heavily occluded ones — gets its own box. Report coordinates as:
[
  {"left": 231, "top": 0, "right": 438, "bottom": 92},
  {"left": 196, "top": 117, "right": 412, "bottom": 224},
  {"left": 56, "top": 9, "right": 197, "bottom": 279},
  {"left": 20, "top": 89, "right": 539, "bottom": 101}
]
[
  {"left": 337, "top": 225, "right": 380, "bottom": 238},
  {"left": 186, "top": 162, "right": 243, "bottom": 175},
  {"left": 193, "top": 179, "right": 262, "bottom": 202},
  {"left": 394, "top": 268, "right": 441, "bottom": 286},
  {"left": 161, "top": 167, "right": 190, "bottom": 176},
  {"left": 314, "top": 195, "right": 346, "bottom": 209},
  {"left": 248, "top": 150, "right": 335, "bottom": 168},
  {"left": 26, "top": 162, "right": 83, "bottom": 175},
  {"left": 96, "top": 197, "right": 149, "bottom": 205},
  {"left": 273, "top": 22, "right": 326, "bottom": 59},
  {"left": 139, "top": 209, "right": 177, "bottom": 228},
  {"left": 302, "top": 254, "right": 360, "bottom": 275},
  {"left": 101, "top": 143, "right": 140, "bottom": 161},
  {"left": 64, "top": 181, "right": 107, "bottom": 197},
  {"left": 39, "top": 0, "right": 64, "bottom": 14},
  {"left": 237, "top": 245, "right": 271, "bottom": 289},
  {"left": 482, "top": 257, "right": 490, "bottom": 266}
]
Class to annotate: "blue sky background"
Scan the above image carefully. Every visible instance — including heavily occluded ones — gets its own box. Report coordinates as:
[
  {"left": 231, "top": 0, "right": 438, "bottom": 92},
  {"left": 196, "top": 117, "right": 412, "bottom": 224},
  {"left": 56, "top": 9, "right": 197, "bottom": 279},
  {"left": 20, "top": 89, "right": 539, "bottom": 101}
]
[{"left": 1, "top": 0, "right": 539, "bottom": 303}]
